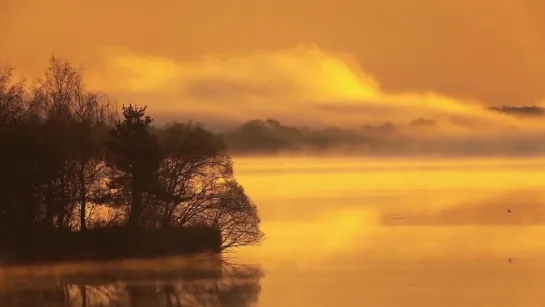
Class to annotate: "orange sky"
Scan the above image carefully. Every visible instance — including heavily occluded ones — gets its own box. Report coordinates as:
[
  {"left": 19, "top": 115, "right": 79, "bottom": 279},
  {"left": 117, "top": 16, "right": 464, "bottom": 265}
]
[{"left": 2, "top": 0, "right": 545, "bottom": 128}]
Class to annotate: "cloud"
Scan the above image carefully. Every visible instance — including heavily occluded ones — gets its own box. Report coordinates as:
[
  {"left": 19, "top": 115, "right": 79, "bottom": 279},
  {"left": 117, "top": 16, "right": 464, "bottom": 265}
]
[
  {"left": 86, "top": 45, "right": 517, "bottom": 127},
  {"left": 185, "top": 77, "right": 280, "bottom": 101},
  {"left": 79, "top": 44, "right": 545, "bottom": 156},
  {"left": 88, "top": 49, "right": 180, "bottom": 93}
]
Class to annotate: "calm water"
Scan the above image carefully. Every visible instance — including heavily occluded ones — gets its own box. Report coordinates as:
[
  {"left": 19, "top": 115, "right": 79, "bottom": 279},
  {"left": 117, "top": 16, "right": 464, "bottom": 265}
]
[{"left": 3, "top": 157, "right": 545, "bottom": 306}]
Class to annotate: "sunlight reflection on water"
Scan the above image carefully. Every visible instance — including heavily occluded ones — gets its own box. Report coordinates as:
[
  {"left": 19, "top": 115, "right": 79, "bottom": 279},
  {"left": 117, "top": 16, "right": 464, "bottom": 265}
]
[{"left": 3, "top": 158, "right": 545, "bottom": 306}]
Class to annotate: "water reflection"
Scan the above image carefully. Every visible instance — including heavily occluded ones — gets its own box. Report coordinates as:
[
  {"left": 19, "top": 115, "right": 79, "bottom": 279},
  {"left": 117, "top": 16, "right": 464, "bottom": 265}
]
[
  {"left": 235, "top": 159, "right": 545, "bottom": 306},
  {"left": 4, "top": 159, "right": 545, "bottom": 307},
  {"left": 0, "top": 256, "right": 263, "bottom": 307},
  {"left": 380, "top": 190, "right": 545, "bottom": 226}
]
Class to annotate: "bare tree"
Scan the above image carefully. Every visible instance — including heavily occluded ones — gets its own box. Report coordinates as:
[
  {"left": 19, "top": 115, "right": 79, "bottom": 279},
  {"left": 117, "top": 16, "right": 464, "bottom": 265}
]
[
  {"left": 154, "top": 121, "right": 263, "bottom": 250},
  {"left": 104, "top": 104, "right": 162, "bottom": 228},
  {"left": 0, "top": 58, "right": 263, "bottom": 259},
  {"left": 29, "top": 57, "right": 115, "bottom": 231},
  {"left": 153, "top": 121, "right": 231, "bottom": 228},
  {"left": 0, "top": 68, "right": 26, "bottom": 122},
  {"left": 205, "top": 181, "right": 264, "bottom": 251},
  {"left": 0, "top": 68, "right": 29, "bottom": 237}
]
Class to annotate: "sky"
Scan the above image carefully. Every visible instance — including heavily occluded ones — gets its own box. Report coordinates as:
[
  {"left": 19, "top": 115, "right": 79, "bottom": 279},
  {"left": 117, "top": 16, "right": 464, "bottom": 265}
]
[{"left": 2, "top": 0, "right": 545, "bottom": 130}]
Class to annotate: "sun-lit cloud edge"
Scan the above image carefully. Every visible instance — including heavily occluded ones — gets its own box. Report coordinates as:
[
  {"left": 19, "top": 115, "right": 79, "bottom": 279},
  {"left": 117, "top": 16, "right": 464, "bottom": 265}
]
[{"left": 73, "top": 44, "right": 545, "bottom": 159}]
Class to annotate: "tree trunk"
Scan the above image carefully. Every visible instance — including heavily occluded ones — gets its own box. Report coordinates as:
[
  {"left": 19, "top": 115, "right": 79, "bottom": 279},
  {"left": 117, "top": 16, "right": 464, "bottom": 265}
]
[
  {"left": 44, "top": 183, "right": 55, "bottom": 232},
  {"left": 161, "top": 203, "right": 171, "bottom": 229},
  {"left": 129, "top": 183, "right": 142, "bottom": 228},
  {"left": 79, "top": 161, "right": 87, "bottom": 231}
]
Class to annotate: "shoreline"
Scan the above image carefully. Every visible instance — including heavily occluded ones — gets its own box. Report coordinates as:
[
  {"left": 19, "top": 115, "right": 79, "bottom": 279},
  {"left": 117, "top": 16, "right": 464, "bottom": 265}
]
[
  {"left": 0, "top": 254, "right": 224, "bottom": 278},
  {"left": 0, "top": 226, "right": 222, "bottom": 267}
]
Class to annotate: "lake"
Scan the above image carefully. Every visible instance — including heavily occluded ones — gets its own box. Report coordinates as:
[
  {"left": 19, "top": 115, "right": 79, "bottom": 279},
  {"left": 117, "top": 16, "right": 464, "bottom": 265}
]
[{"left": 3, "top": 157, "right": 545, "bottom": 306}]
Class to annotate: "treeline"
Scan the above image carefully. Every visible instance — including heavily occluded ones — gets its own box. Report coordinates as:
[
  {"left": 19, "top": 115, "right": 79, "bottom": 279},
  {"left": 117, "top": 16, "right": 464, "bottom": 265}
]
[
  {"left": 219, "top": 117, "right": 545, "bottom": 157},
  {"left": 489, "top": 105, "right": 545, "bottom": 117},
  {"left": 221, "top": 119, "right": 406, "bottom": 155},
  {"left": 0, "top": 58, "right": 263, "bottom": 258}
]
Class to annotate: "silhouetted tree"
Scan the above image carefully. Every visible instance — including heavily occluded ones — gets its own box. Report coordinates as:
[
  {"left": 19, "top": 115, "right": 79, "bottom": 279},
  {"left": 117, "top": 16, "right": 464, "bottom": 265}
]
[
  {"left": 153, "top": 121, "right": 264, "bottom": 249},
  {"left": 0, "top": 68, "right": 30, "bottom": 238},
  {"left": 105, "top": 104, "right": 162, "bottom": 228},
  {"left": 153, "top": 121, "right": 231, "bottom": 228},
  {"left": 30, "top": 57, "right": 114, "bottom": 231},
  {"left": 0, "top": 68, "right": 25, "bottom": 122},
  {"left": 206, "top": 181, "right": 264, "bottom": 250},
  {"left": 409, "top": 117, "right": 437, "bottom": 129},
  {"left": 0, "top": 58, "right": 263, "bottom": 262},
  {"left": 223, "top": 118, "right": 375, "bottom": 155},
  {"left": 489, "top": 105, "right": 545, "bottom": 117}
]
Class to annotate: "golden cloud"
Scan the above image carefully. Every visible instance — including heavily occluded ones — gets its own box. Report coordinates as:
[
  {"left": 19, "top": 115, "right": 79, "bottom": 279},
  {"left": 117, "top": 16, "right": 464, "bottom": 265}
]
[{"left": 85, "top": 45, "right": 544, "bottom": 137}]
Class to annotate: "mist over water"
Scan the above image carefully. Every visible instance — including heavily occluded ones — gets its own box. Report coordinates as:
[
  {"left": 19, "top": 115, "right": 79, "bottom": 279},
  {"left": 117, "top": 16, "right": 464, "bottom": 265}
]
[
  {"left": 233, "top": 157, "right": 545, "bottom": 307},
  {"left": 6, "top": 2, "right": 545, "bottom": 305},
  {"left": 3, "top": 157, "right": 545, "bottom": 306}
]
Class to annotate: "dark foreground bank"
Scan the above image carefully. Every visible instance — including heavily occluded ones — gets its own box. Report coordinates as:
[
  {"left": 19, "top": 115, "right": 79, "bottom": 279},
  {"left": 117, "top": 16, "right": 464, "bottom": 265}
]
[
  {"left": 0, "top": 226, "right": 222, "bottom": 266},
  {"left": 0, "top": 58, "right": 263, "bottom": 267}
]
